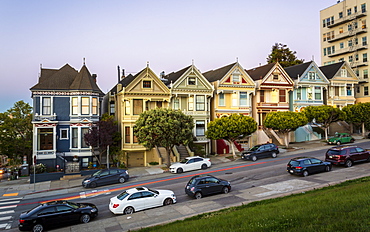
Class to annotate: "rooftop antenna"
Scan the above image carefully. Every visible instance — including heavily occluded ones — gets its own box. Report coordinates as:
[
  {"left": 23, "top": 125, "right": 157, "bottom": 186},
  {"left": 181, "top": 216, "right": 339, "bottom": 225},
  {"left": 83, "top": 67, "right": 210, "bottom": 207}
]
[
  {"left": 236, "top": 57, "right": 239, "bottom": 62},
  {"left": 146, "top": 61, "right": 149, "bottom": 67}
]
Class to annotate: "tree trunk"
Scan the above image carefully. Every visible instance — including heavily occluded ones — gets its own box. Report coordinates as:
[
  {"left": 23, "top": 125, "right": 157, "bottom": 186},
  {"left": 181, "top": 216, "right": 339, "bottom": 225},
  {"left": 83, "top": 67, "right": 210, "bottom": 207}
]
[
  {"left": 284, "top": 133, "right": 289, "bottom": 148},
  {"left": 324, "top": 127, "right": 328, "bottom": 140},
  {"left": 362, "top": 122, "right": 365, "bottom": 138},
  {"left": 166, "top": 147, "right": 172, "bottom": 168},
  {"left": 229, "top": 140, "right": 237, "bottom": 159}
]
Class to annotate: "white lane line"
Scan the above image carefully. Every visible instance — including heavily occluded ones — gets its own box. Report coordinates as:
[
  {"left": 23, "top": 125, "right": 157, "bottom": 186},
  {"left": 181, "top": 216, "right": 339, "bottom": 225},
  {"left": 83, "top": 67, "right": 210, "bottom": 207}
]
[
  {"left": 0, "top": 210, "right": 14, "bottom": 215},
  {"left": 0, "top": 205, "right": 17, "bottom": 210},
  {"left": 0, "top": 216, "right": 12, "bottom": 221},
  {"left": 0, "top": 223, "right": 7, "bottom": 229},
  {"left": 0, "top": 201, "right": 20, "bottom": 205},
  {"left": 0, "top": 197, "right": 22, "bottom": 202}
]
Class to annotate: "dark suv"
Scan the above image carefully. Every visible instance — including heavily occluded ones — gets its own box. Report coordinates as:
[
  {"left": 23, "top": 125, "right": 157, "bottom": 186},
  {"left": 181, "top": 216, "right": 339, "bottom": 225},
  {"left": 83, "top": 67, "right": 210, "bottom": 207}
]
[
  {"left": 241, "top": 143, "right": 279, "bottom": 161},
  {"left": 185, "top": 175, "right": 231, "bottom": 199},
  {"left": 325, "top": 145, "right": 370, "bottom": 167}
]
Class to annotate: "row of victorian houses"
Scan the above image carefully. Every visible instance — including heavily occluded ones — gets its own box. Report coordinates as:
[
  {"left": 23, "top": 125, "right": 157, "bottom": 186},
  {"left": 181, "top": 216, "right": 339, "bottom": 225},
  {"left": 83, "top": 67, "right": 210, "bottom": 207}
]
[{"left": 30, "top": 60, "right": 359, "bottom": 171}]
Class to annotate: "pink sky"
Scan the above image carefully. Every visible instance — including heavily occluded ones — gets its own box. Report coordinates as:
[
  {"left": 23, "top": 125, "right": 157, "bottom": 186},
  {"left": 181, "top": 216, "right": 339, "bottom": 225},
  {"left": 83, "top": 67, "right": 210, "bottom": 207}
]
[{"left": 0, "top": 0, "right": 335, "bottom": 112}]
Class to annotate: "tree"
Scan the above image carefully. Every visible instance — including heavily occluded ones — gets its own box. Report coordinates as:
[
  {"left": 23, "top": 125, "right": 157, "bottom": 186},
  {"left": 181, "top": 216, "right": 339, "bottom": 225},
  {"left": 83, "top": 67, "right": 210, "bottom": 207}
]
[
  {"left": 342, "top": 103, "right": 370, "bottom": 138},
  {"left": 263, "top": 111, "right": 308, "bottom": 148},
  {"left": 84, "top": 113, "right": 120, "bottom": 167},
  {"left": 134, "top": 108, "right": 194, "bottom": 168},
  {"left": 303, "top": 105, "right": 345, "bottom": 140},
  {"left": 0, "top": 101, "right": 33, "bottom": 165},
  {"left": 206, "top": 114, "right": 257, "bottom": 158},
  {"left": 267, "top": 43, "right": 304, "bottom": 68}
]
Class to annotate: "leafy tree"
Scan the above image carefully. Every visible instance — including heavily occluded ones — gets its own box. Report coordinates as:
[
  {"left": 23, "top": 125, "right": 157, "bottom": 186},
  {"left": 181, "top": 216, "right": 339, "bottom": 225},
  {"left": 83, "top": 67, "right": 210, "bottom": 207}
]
[
  {"left": 342, "top": 103, "right": 370, "bottom": 138},
  {"left": 303, "top": 105, "right": 345, "bottom": 140},
  {"left": 134, "top": 108, "right": 194, "bottom": 168},
  {"left": 263, "top": 111, "right": 308, "bottom": 148},
  {"left": 0, "top": 101, "right": 33, "bottom": 165},
  {"left": 206, "top": 114, "right": 257, "bottom": 158},
  {"left": 84, "top": 113, "right": 120, "bottom": 167},
  {"left": 267, "top": 43, "right": 304, "bottom": 68}
]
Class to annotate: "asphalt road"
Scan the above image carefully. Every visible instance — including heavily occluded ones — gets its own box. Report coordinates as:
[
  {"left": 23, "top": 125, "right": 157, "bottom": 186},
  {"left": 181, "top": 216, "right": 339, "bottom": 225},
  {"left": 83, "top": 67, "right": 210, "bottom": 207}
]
[{"left": 9, "top": 140, "right": 370, "bottom": 231}]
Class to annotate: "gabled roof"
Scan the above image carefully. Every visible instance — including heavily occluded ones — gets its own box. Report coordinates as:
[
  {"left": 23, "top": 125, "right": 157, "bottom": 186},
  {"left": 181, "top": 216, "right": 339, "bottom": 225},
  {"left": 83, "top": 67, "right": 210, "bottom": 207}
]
[
  {"left": 108, "top": 74, "right": 135, "bottom": 94},
  {"left": 30, "top": 64, "right": 103, "bottom": 95},
  {"left": 203, "top": 63, "right": 236, "bottom": 82},
  {"left": 284, "top": 61, "right": 313, "bottom": 80},
  {"left": 245, "top": 63, "right": 275, "bottom": 81},
  {"left": 164, "top": 65, "right": 191, "bottom": 85},
  {"left": 319, "top": 61, "right": 346, "bottom": 79}
]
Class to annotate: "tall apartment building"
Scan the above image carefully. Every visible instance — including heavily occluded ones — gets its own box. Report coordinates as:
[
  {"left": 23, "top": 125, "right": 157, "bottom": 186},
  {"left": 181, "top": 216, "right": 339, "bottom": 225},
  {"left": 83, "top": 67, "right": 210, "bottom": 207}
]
[{"left": 320, "top": 0, "right": 370, "bottom": 102}]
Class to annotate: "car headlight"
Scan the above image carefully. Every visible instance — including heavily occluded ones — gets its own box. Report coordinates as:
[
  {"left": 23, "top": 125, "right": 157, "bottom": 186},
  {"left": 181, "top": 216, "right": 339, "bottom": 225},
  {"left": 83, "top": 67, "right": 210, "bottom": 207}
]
[
  {"left": 84, "top": 180, "right": 91, "bottom": 183},
  {"left": 91, "top": 208, "right": 97, "bottom": 213},
  {"left": 125, "top": 171, "right": 129, "bottom": 175}
]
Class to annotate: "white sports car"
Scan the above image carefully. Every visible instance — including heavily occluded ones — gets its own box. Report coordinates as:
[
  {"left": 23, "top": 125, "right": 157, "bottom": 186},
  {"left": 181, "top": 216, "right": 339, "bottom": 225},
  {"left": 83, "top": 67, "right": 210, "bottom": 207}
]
[
  {"left": 169, "top": 156, "right": 211, "bottom": 173},
  {"left": 109, "top": 187, "right": 176, "bottom": 215}
]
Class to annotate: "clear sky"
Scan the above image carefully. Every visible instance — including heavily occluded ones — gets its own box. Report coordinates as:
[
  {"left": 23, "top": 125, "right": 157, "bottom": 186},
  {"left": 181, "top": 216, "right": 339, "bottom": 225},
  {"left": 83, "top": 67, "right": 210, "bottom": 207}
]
[{"left": 0, "top": 0, "right": 336, "bottom": 112}]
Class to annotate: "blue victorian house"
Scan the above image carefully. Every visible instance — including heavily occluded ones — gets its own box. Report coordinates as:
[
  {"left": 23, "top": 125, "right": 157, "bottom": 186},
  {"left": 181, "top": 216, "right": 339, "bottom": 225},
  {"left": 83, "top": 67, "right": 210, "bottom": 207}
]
[{"left": 30, "top": 63, "right": 104, "bottom": 172}]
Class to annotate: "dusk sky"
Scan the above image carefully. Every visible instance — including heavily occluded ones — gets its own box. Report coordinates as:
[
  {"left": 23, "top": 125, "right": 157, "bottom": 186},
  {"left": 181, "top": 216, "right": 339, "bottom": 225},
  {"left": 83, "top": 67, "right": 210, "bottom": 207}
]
[{"left": 0, "top": 0, "right": 335, "bottom": 112}]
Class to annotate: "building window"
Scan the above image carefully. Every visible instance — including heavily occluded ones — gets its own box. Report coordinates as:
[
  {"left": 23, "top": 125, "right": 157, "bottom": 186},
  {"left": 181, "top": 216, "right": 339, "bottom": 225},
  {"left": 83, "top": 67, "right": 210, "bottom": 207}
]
[
  {"left": 232, "top": 92, "right": 238, "bottom": 106},
  {"left": 72, "top": 128, "right": 78, "bottom": 148},
  {"left": 348, "top": 24, "right": 352, "bottom": 31},
  {"left": 334, "top": 86, "right": 340, "bottom": 96},
  {"left": 347, "top": 8, "right": 352, "bottom": 16},
  {"left": 196, "top": 121, "right": 205, "bottom": 136},
  {"left": 173, "top": 98, "right": 180, "bottom": 110},
  {"left": 143, "top": 80, "right": 151, "bottom": 88},
  {"left": 133, "top": 126, "right": 138, "bottom": 143},
  {"left": 279, "top": 89, "right": 286, "bottom": 102},
  {"left": 362, "top": 3, "right": 366, "bottom": 13},
  {"left": 239, "top": 92, "right": 247, "bottom": 106},
  {"left": 323, "top": 33, "right": 327, "bottom": 42},
  {"left": 308, "top": 71, "right": 316, "bottom": 80},
  {"left": 354, "top": 6, "right": 358, "bottom": 13},
  {"left": 362, "top": 20, "right": 367, "bottom": 29},
  {"left": 297, "top": 88, "right": 301, "bottom": 100},
  {"left": 323, "top": 48, "right": 327, "bottom": 56},
  {"left": 188, "top": 77, "right": 196, "bottom": 85},
  {"left": 188, "top": 97, "right": 194, "bottom": 111},
  {"left": 347, "top": 84, "right": 352, "bottom": 96},
  {"left": 60, "top": 128, "right": 68, "bottom": 140},
  {"left": 273, "top": 74, "right": 279, "bottom": 80},
  {"left": 81, "top": 97, "right": 90, "bottom": 115},
  {"left": 42, "top": 97, "right": 51, "bottom": 115},
  {"left": 125, "top": 127, "right": 130, "bottom": 143},
  {"left": 348, "top": 40, "right": 353, "bottom": 47},
  {"left": 133, "top": 99, "right": 143, "bottom": 115},
  {"left": 38, "top": 128, "right": 53, "bottom": 150},
  {"left": 365, "top": 86, "right": 369, "bottom": 95},
  {"left": 341, "top": 68, "right": 348, "bottom": 77},
  {"left": 323, "top": 19, "right": 326, "bottom": 27},
  {"left": 232, "top": 72, "right": 240, "bottom": 82},
  {"left": 219, "top": 93, "right": 225, "bottom": 106},
  {"left": 355, "top": 37, "right": 358, "bottom": 45},
  {"left": 339, "top": 12, "right": 343, "bottom": 18},
  {"left": 314, "top": 87, "right": 321, "bottom": 100},
  {"left": 339, "top": 58, "right": 344, "bottom": 62},
  {"left": 72, "top": 97, "right": 78, "bottom": 115},
  {"left": 349, "top": 55, "right": 353, "bottom": 62},
  {"left": 364, "top": 69, "right": 368, "bottom": 78},
  {"left": 81, "top": 128, "right": 89, "bottom": 148},
  {"left": 340, "top": 42, "right": 344, "bottom": 49},
  {"left": 196, "top": 96, "right": 205, "bottom": 111},
  {"left": 307, "top": 88, "right": 313, "bottom": 100},
  {"left": 110, "top": 102, "right": 115, "bottom": 114},
  {"left": 92, "top": 98, "right": 98, "bottom": 115},
  {"left": 260, "top": 90, "right": 265, "bottom": 102},
  {"left": 355, "top": 54, "right": 359, "bottom": 61},
  {"left": 363, "top": 53, "right": 368, "bottom": 62},
  {"left": 363, "top": 37, "right": 367, "bottom": 46}
]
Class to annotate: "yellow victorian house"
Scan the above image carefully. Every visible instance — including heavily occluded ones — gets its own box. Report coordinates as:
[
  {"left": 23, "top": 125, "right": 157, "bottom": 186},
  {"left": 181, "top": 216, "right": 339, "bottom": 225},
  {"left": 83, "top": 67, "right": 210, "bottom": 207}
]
[
  {"left": 107, "top": 65, "right": 171, "bottom": 167},
  {"left": 203, "top": 62, "right": 256, "bottom": 154}
]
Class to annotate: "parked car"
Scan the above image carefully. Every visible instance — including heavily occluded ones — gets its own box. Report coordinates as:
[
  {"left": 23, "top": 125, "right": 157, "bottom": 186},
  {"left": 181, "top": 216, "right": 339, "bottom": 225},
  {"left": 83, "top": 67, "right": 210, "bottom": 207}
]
[
  {"left": 185, "top": 175, "right": 231, "bottom": 199},
  {"left": 169, "top": 156, "right": 211, "bottom": 173},
  {"left": 109, "top": 187, "right": 176, "bottom": 215},
  {"left": 325, "top": 145, "right": 370, "bottom": 167},
  {"left": 82, "top": 168, "right": 129, "bottom": 188},
  {"left": 287, "top": 157, "right": 332, "bottom": 177},
  {"left": 241, "top": 143, "right": 279, "bottom": 161},
  {"left": 18, "top": 200, "right": 98, "bottom": 232},
  {"left": 327, "top": 132, "right": 355, "bottom": 145}
]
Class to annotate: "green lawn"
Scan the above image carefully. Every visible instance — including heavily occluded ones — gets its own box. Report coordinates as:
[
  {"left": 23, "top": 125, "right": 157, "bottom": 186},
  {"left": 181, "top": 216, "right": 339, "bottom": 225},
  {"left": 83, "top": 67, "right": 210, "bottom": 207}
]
[{"left": 137, "top": 177, "right": 370, "bottom": 232}]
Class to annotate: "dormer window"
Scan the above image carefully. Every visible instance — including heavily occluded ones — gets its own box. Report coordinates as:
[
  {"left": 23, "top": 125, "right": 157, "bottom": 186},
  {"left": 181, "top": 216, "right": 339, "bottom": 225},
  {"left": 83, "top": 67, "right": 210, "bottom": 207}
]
[
  {"left": 273, "top": 74, "right": 279, "bottom": 80},
  {"left": 143, "top": 80, "right": 152, "bottom": 88},
  {"left": 341, "top": 68, "right": 347, "bottom": 77},
  {"left": 308, "top": 71, "right": 316, "bottom": 80},
  {"left": 188, "top": 77, "right": 196, "bottom": 85},
  {"left": 232, "top": 70, "right": 240, "bottom": 83}
]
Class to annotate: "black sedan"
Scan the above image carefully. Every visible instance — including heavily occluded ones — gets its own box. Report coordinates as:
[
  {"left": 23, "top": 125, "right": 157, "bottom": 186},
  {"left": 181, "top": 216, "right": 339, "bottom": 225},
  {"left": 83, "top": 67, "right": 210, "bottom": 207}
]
[
  {"left": 82, "top": 168, "right": 129, "bottom": 188},
  {"left": 185, "top": 175, "right": 231, "bottom": 199},
  {"left": 241, "top": 143, "right": 279, "bottom": 161},
  {"left": 287, "top": 157, "right": 332, "bottom": 177},
  {"left": 18, "top": 200, "right": 98, "bottom": 232}
]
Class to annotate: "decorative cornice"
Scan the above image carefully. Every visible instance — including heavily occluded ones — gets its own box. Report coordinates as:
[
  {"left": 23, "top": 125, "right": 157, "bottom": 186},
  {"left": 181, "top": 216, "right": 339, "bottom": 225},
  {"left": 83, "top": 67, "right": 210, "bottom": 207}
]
[{"left": 32, "top": 91, "right": 100, "bottom": 96}]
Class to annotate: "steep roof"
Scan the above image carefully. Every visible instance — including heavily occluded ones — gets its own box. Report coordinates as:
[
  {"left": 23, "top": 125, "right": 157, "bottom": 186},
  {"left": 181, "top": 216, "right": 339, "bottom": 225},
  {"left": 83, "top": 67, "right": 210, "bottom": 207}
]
[
  {"left": 108, "top": 73, "right": 135, "bottom": 94},
  {"left": 203, "top": 63, "right": 236, "bottom": 82},
  {"left": 164, "top": 65, "right": 191, "bottom": 85},
  {"left": 319, "top": 61, "right": 345, "bottom": 79},
  {"left": 284, "top": 61, "right": 313, "bottom": 79},
  {"left": 30, "top": 64, "right": 103, "bottom": 95},
  {"left": 245, "top": 63, "right": 275, "bottom": 80}
]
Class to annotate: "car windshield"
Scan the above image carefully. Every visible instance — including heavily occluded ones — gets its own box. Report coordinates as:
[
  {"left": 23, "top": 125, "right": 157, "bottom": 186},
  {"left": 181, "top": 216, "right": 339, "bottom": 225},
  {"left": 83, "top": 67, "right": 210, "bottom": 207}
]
[
  {"left": 92, "top": 170, "right": 102, "bottom": 177},
  {"left": 26, "top": 204, "right": 43, "bottom": 215},
  {"left": 66, "top": 201, "right": 79, "bottom": 209},
  {"left": 148, "top": 188, "right": 159, "bottom": 195},
  {"left": 250, "top": 145, "right": 261, "bottom": 151},
  {"left": 180, "top": 159, "right": 188, "bottom": 164},
  {"left": 327, "top": 150, "right": 346, "bottom": 155},
  {"left": 117, "top": 191, "right": 130, "bottom": 200}
]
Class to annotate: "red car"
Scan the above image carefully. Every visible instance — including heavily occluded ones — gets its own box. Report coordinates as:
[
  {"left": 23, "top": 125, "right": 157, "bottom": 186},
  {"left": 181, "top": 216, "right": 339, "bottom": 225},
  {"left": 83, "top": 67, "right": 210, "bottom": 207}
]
[{"left": 325, "top": 146, "right": 370, "bottom": 167}]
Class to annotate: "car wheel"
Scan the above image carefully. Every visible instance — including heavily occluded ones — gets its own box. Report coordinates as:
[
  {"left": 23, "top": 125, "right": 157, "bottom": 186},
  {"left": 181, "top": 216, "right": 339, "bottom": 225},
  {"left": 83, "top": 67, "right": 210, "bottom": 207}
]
[
  {"left": 222, "top": 186, "right": 229, "bottom": 194},
  {"left": 345, "top": 159, "right": 353, "bottom": 168},
  {"left": 350, "top": 139, "right": 355, "bottom": 143},
  {"left": 118, "top": 177, "right": 126, "bottom": 183},
  {"left": 32, "top": 223, "right": 43, "bottom": 232},
  {"left": 336, "top": 141, "right": 341, "bottom": 145},
  {"left": 163, "top": 198, "right": 173, "bottom": 206},
  {"left": 90, "top": 182, "right": 97, "bottom": 188},
  {"left": 251, "top": 155, "right": 257, "bottom": 162},
  {"left": 176, "top": 168, "right": 183, "bottom": 173},
  {"left": 123, "top": 206, "right": 135, "bottom": 215},
  {"left": 201, "top": 164, "right": 207, "bottom": 169},
  {"left": 194, "top": 192, "right": 202, "bottom": 199},
  {"left": 271, "top": 152, "right": 277, "bottom": 158},
  {"left": 80, "top": 214, "right": 91, "bottom": 223},
  {"left": 302, "top": 170, "right": 309, "bottom": 177},
  {"left": 325, "top": 165, "right": 331, "bottom": 172}
]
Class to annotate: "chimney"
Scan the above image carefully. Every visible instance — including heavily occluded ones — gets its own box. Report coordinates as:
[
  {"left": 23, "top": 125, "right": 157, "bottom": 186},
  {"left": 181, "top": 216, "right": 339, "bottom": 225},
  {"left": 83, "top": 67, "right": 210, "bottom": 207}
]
[
  {"left": 92, "top": 74, "right": 97, "bottom": 82},
  {"left": 117, "top": 66, "right": 120, "bottom": 83},
  {"left": 160, "top": 71, "right": 165, "bottom": 78},
  {"left": 122, "top": 69, "right": 125, "bottom": 79}
]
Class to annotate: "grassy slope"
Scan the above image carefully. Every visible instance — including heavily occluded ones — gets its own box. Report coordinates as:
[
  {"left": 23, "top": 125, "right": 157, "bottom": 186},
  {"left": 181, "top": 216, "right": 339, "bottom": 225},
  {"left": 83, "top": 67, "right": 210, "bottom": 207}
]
[{"left": 137, "top": 177, "right": 370, "bottom": 232}]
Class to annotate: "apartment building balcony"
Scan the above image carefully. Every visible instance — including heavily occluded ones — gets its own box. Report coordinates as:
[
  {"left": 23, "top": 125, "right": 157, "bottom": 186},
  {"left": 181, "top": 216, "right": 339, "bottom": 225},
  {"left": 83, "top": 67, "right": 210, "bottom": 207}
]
[
  {"left": 327, "top": 27, "right": 367, "bottom": 43},
  {"left": 327, "top": 11, "right": 367, "bottom": 28},
  {"left": 256, "top": 102, "right": 289, "bottom": 108},
  {"left": 182, "top": 110, "right": 210, "bottom": 116},
  {"left": 34, "top": 113, "right": 57, "bottom": 121},
  {"left": 328, "top": 44, "right": 368, "bottom": 57}
]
